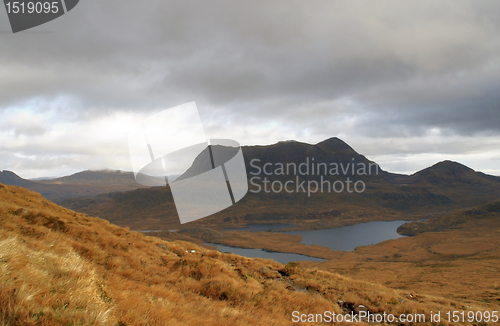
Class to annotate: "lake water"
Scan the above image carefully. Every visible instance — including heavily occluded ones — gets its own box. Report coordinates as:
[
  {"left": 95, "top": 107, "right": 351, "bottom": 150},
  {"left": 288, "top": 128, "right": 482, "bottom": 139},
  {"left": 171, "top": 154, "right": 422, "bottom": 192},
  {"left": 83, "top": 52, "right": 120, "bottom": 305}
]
[
  {"left": 209, "top": 220, "right": 408, "bottom": 263},
  {"left": 222, "top": 223, "right": 297, "bottom": 232},
  {"left": 205, "top": 243, "right": 326, "bottom": 264},
  {"left": 284, "top": 220, "right": 407, "bottom": 251},
  {"left": 139, "top": 230, "right": 164, "bottom": 233}
]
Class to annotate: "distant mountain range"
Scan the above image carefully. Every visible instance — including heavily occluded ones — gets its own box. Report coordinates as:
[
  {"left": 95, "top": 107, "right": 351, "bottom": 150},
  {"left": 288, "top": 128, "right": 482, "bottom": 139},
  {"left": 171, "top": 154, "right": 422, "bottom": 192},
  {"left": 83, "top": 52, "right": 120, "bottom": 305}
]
[
  {"left": 0, "top": 169, "right": 151, "bottom": 203},
  {"left": 49, "top": 137, "right": 500, "bottom": 230}
]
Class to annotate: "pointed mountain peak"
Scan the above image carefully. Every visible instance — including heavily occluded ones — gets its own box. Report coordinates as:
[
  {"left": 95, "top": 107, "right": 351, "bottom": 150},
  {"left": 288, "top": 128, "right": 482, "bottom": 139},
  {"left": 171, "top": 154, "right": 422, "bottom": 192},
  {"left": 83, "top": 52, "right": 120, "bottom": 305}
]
[
  {"left": 411, "top": 160, "right": 480, "bottom": 185},
  {"left": 428, "top": 160, "right": 474, "bottom": 173},
  {"left": 315, "top": 137, "right": 356, "bottom": 153}
]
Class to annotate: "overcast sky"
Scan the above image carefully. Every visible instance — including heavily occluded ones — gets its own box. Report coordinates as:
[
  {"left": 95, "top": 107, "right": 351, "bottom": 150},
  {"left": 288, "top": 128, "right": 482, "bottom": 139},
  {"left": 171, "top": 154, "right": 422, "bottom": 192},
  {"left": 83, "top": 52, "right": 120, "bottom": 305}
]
[{"left": 1, "top": 0, "right": 499, "bottom": 178}]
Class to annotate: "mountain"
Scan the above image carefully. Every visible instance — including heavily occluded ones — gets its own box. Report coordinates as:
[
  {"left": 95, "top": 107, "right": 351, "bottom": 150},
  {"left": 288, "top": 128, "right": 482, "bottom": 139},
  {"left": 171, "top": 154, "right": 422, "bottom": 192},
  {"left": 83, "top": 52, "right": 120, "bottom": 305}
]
[
  {"left": 0, "top": 169, "right": 149, "bottom": 203},
  {"left": 243, "top": 137, "right": 384, "bottom": 178},
  {"left": 175, "top": 144, "right": 240, "bottom": 182},
  {"left": 0, "top": 170, "right": 35, "bottom": 187},
  {"left": 1, "top": 182, "right": 470, "bottom": 325},
  {"left": 40, "top": 169, "right": 162, "bottom": 186},
  {"left": 59, "top": 137, "right": 500, "bottom": 230},
  {"left": 410, "top": 160, "right": 500, "bottom": 185}
]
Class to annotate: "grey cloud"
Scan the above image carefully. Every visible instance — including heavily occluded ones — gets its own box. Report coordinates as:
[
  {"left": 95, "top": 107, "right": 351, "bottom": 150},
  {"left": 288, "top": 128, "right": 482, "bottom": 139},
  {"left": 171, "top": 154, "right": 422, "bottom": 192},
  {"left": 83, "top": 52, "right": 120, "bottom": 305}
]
[
  {"left": 1, "top": 114, "right": 49, "bottom": 137},
  {"left": 1, "top": 1, "right": 498, "bottom": 107},
  {"left": 1, "top": 0, "right": 500, "bottom": 177},
  {"left": 14, "top": 124, "right": 47, "bottom": 137}
]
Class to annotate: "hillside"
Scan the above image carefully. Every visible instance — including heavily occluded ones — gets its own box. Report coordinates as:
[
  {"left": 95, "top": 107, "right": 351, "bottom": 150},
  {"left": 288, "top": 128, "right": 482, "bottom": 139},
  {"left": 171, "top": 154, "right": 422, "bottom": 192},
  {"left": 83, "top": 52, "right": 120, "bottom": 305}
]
[
  {"left": 397, "top": 198, "right": 500, "bottom": 236},
  {"left": 61, "top": 187, "right": 180, "bottom": 230},
  {"left": 0, "top": 170, "right": 149, "bottom": 203},
  {"left": 0, "top": 183, "right": 483, "bottom": 325},
  {"left": 59, "top": 138, "right": 500, "bottom": 231}
]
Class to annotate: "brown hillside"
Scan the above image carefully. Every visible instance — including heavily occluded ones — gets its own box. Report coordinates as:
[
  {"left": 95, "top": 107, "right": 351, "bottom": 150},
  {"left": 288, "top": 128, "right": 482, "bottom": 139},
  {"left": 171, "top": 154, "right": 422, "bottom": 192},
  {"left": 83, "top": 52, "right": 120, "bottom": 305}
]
[{"left": 0, "top": 183, "right": 487, "bottom": 325}]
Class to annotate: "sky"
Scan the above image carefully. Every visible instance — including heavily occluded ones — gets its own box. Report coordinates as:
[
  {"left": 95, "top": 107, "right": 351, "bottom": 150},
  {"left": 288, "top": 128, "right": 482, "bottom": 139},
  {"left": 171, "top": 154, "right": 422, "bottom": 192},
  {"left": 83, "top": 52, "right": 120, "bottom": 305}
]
[{"left": 0, "top": 0, "right": 499, "bottom": 178}]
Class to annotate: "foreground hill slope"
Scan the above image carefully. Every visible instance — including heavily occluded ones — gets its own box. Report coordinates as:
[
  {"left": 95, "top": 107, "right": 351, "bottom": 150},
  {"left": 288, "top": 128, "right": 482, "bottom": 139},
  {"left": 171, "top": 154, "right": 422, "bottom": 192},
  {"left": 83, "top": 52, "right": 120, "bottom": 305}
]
[{"left": 0, "top": 183, "right": 483, "bottom": 325}]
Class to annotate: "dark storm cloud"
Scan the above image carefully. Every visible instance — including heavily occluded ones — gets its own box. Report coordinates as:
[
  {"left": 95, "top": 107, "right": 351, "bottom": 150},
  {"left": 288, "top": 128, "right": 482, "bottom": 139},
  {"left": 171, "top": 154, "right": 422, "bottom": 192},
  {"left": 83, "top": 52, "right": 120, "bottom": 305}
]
[{"left": 1, "top": 0, "right": 499, "bottom": 134}]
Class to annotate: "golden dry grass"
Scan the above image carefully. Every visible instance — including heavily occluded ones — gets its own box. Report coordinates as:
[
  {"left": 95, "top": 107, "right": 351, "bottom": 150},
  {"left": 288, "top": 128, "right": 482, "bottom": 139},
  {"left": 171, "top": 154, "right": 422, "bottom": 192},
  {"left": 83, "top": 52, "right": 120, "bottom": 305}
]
[{"left": 0, "top": 183, "right": 496, "bottom": 325}]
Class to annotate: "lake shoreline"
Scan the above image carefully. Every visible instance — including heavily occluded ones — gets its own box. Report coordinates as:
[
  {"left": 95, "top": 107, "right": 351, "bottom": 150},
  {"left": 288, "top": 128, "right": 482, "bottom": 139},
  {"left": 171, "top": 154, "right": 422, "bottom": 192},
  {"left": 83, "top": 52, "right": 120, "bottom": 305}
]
[{"left": 206, "top": 220, "right": 408, "bottom": 263}]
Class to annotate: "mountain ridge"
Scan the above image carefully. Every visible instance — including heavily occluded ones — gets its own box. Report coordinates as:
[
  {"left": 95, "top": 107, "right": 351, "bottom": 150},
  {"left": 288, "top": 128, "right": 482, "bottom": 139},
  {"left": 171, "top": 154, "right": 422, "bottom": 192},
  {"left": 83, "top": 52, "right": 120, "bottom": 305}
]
[
  {"left": 55, "top": 138, "right": 500, "bottom": 230},
  {"left": 0, "top": 169, "right": 149, "bottom": 203}
]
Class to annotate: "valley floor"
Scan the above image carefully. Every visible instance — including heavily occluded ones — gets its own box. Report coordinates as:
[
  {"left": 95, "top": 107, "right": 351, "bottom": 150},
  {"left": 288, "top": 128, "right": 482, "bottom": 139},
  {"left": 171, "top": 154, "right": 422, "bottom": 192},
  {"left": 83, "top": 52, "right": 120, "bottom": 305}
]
[{"left": 157, "top": 211, "right": 500, "bottom": 311}]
